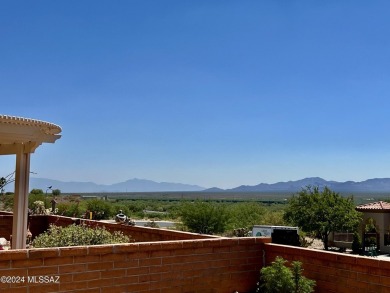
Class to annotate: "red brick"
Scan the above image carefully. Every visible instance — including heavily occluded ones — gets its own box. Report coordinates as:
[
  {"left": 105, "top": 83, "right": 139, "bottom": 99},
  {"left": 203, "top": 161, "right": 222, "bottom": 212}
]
[
  {"left": 59, "top": 280, "right": 88, "bottom": 291},
  {"left": 114, "top": 258, "right": 139, "bottom": 269},
  {"left": 139, "top": 257, "right": 162, "bottom": 267},
  {"left": 28, "top": 283, "right": 60, "bottom": 293},
  {"left": 73, "top": 271, "right": 99, "bottom": 282},
  {"left": 101, "top": 253, "right": 126, "bottom": 262},
  {"left": 28, "top": 265, "right": 59, "bottom": 276},
  {"left": 369, "top": 283, "right": 387, "bottom": 293},
  {"left": 12, "top": 258, "right": 43, "bottom": 268},
  {"left": 28, "top": 248, "right": 59, "bottom": 259},
  {"left": 88, "top": 278, "right": 113, "bottom": 288},
  {"left": 100, "top": 269, "right": 126, "bottom": 279},
  {"left": 356, "top": 256, "right": 380, "bottom": 268},
  {"left": 0, "top": 251, "right": 28, "bottom": 261},
  {"left": 127, "top": 266, "right": 149, "bottom": 276},
  {"left": 112, "top": 243, "right": 138, "bottom": 253},
  {"left": 87, "top": 261, "right": 113, "bottom": 271},
  {"left": 336, "top": 254, "right": 358, "bottom": 265},
  {"left": 380, "top": 275, "right": 390, "bottom": 286},
  {"left": 0, "top": 268, "right": 27, "bottom": 276},
  {"left": 73, "top": 254, "right": 100, "bottom": 264},
  {"left": 59, "top": 263, "right": 87, "bottom": 274},
  {"left": 150, "top": 249, "right": 172, "bottom": 258},
  {"left": 101, "top": 285, "right": 129, "bottom": 293},
  {"left": 180, "top": 247, "right": 214, "bottom": 256},
  {"left": 338, "top": 269, "right": 357, "bottom": 280},
  {"left": 58, "top": 273, "right": 73, "bottom": 283},
  {"left": 88, "top": 245, "right": 113, "bottom": 255},
  {"left": 256, "top": 237, "right": 272, "bottom": 244},
  {"left": 126, "top": 282, "right": 150, "bottom": 292},
  {"left": 0, "top": 261, "right": 10, "bottom": 269},
  {"left": 44, "top": 256, "right": 73, "bottom": 266},
  {"left": 59, "top": 246, "right": 88, "bottom": 257},
  {"left": 1, "top": 287, "right": 27, "bottom": 293},
  {"left": 159, "top": 241, "right": 183, "bottom": 251}
]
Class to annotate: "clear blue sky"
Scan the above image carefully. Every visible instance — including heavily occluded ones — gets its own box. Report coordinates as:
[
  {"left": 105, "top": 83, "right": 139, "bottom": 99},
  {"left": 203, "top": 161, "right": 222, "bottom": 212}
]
[{"left": 1, "top": 1, "right": 390, "bottom": 189}]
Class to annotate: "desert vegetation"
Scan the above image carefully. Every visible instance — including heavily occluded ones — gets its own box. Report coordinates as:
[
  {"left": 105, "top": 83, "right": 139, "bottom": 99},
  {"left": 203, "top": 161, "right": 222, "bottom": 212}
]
[
  {"left": 32, "top": 224, "right": 130, "bottom": 248},
  {"left": 258, "top": 256, "right": 316, "bottom": 293},
  {"left": 0, "top": 186, "right": 371, "bottom": 247},
  {"left": 0, "top": 188, "right": 287, "bottom": 236}
]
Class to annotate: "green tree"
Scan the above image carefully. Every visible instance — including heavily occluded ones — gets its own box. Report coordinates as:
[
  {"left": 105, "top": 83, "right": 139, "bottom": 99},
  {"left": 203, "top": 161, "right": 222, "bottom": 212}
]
[
  {"left": 57, "top": 202, "right": 82, "bottom": 217},
  {"left": 259, "top": 256, "right": 315, "bottom": 293},
  {"left": 260, "top": 210, "right": 286, "bottom": 226},
  {"left": 86, "top": 199, "right": 112, "bottom": 220},
  {"left": 52, "top": 189, "right": 61, "bottom": 196},
  {"left": 30, "top": 189, "right": 44, "bottom": 195},
  {"left": 226, "top": 202, "right": 266, "bottom": 231},
  {"left": 351, "top": 231, "right": 362, "bottom": 254},
  {"left": 284, "top": 186, "right": 361, "bottom": 250},
  {"left": 179, "top": 200, "right": 229, "bottom": 234}
]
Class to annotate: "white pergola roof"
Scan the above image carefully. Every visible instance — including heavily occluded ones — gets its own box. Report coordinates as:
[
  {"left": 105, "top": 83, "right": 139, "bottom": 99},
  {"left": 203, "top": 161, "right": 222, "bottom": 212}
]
[
  {"left": 0, "top": 115, "right": 61, "bottom": 154},
  {"left": 0, "top": 115, "right": 62, "bottom": 249}
]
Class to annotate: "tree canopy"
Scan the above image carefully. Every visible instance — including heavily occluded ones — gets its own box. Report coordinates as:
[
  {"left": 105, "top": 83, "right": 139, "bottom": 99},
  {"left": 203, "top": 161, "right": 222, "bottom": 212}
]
[
  {"left": 284, "top": 186, "right": 361, "bottom": 250},
  {"left": 179, "top": 200, "right": 229, "bottom": 234}
]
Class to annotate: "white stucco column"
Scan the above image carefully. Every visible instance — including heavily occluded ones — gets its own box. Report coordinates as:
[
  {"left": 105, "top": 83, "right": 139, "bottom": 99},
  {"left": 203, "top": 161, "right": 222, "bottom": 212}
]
[
  {"left": 0, "top": 115, "right": 61, "bottom": 250},
  {"left": 12, "top": 144, "right": 31, "bottom": 249}
]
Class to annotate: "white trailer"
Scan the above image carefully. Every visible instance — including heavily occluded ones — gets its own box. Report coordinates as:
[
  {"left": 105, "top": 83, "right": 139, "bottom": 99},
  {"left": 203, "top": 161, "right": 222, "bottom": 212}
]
[{"left": 252, "top": 225, "right": 299, "bottom": 237}]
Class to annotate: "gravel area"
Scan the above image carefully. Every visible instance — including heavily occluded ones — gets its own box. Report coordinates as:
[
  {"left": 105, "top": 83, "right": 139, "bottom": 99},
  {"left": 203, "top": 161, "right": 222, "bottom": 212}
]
[{"left": 306, "top": 237, "right": 324, "bottom": 250}]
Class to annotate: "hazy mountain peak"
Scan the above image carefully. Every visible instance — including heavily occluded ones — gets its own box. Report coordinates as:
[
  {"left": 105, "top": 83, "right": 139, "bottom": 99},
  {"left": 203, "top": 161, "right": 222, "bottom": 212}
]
[
  {"left": 26, "top": 177, "right": 390, "bottom": 194},
  {"left": 28, "top": 178, "right": 205, "bottom": 193}
]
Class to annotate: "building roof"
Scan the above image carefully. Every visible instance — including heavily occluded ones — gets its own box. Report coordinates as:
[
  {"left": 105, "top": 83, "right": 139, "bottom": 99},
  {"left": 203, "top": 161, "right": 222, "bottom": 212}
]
[
  {"left": 0, "top": 115, "right": 62, "bottom": 154},
  {"left": 355, "top": 201, "right": 390, "bottom": 212}
]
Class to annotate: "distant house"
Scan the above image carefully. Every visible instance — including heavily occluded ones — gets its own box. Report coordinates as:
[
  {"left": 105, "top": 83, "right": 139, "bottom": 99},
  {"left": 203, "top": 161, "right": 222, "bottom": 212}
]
[{"left": 355, "top": 201, "right": 390, "bottom": 254}]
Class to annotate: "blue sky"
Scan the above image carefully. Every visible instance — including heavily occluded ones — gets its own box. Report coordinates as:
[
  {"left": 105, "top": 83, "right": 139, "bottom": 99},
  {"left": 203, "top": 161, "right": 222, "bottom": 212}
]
[{"left": 1, "top": 1, "right": 390, "bottom": 189}]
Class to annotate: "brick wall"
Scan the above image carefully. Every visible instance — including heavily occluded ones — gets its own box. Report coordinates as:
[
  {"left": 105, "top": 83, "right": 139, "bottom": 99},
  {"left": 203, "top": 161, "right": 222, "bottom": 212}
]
[
  {"left": 3, "top": 214, "right": 390, "bottom": 292},
  {"left": 264, "top": 243, "right": 390, "bottom": 293},
  {"left": 0, "top": 215, "right": 13, "bottom": 239},
  {"left": 0, "top": 212, "right": 13, "bottom": 215},
  {"left": 0, "top": 237, "right": 270, "bottom": 293},
  {"left": 0, "top": 215, "right": 49, "bottom": 242}
]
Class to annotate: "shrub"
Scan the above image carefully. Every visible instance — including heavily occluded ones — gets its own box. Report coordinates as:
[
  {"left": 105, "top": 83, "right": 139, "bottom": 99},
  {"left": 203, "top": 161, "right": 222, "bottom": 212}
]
[
  {"left": 86, "top": 199, "right": 112, "bottom": 220},
  {"left": 352, "top": 231, "right": 362, "bottom": 254},
  {"left": 28, "top": 193, "right": 46, "bottom": 209},
  {"left": 31, "top": 201, "right": 47, "bottom": 215},
  {"left": 30, "top": 189, "right": 44, "bottom": 195},
  {"left": 260, "top": 210, "right": 286, "bottom": 226},
  {"left": 32, "top": 224, "right": 130, "bottom": 248},
  {"left": 2, "top": 193, "right": 14, "bottom": 211},
  {"left": 258, "top": 256, "right": 315, "bottom": 293},
  {"left": 179, "top": 200, "right": 230, "bottom": 235},
  {"left": 56, "top": 202, "right": 83, "bottom": 217},
  {"left": 226, "top": 202, "right": 265, "bottom": 231}
]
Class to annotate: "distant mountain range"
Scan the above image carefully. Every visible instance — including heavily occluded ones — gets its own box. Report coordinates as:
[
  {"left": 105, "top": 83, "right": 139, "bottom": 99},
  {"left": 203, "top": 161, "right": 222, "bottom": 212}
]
[
  {"left": 26, "top": 177, "right": 390, "bottom": 193},
  {"left": 206, "top": 177, "right": 390, "bottom": 193},
  {"left": 29, "top": 178, "right": 205, "bottom": 193}
]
